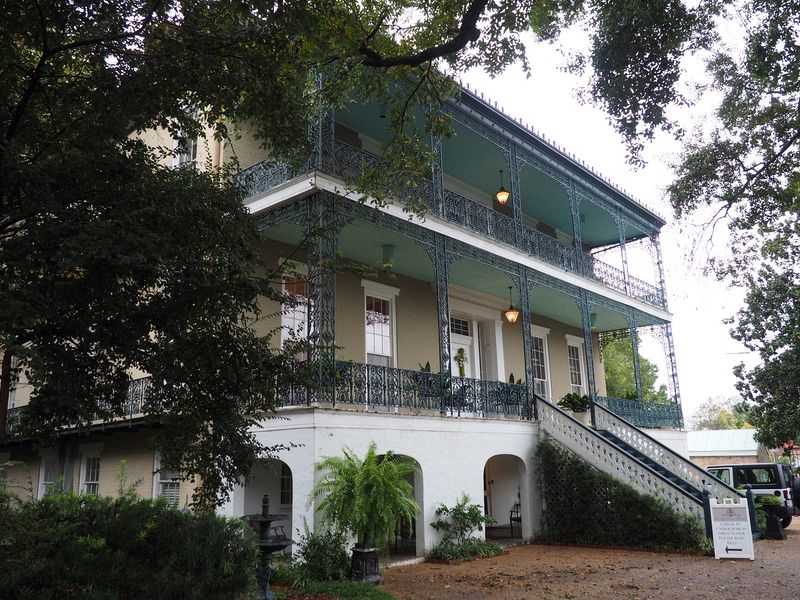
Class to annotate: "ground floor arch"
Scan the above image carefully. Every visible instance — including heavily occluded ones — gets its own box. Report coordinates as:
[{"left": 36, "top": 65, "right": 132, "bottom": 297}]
[
  {"left": 243, "top": 458, "right": 294, "bottom": 541},
  {"left": 376, "top": 452, "right": 425, "bottom": 558},
  {"left": 484, "top": 454, "right": 528, "bottom": 539}
]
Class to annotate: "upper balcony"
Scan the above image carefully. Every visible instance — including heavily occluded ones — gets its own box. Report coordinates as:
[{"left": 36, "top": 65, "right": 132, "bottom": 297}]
[{"left": 236, "top": 90, "right": 668, "bottom": 313}]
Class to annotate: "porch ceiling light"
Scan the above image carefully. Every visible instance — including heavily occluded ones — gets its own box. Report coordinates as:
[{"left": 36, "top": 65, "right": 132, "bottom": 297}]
[
  {"left": 495, "top": 169, "right": 510, "bottom": 205},
  {"left": 502, "top": 286, "right": 520, "bottom": 325}
]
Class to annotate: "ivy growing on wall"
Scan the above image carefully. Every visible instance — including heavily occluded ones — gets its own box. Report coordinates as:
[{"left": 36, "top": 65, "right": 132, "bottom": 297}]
[{"left": 537, "top": 439, "right": 706, "bottom": 552}]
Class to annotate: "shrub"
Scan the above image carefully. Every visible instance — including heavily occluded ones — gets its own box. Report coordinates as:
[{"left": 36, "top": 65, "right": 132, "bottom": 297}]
[
  {"left": 0, "top": 493, "right": 258, "bottom": 600},
  {"left": 294, "top": 527, "right": 350, "bottom": 582},
  {"left": 537, "top": 438, "right": 706, "bottom": 552},
  {"left": 427, "top": 538, "right": 502, "bottom": 561},
  {"left": 557, "top": 393, "right": 591, "bottom": 413},
  {"left": 428, "top": 493, "right": 502, "bottom": 561},
  {"left": 431, "top": 492, "right": 493, "bottom": 546},
  {"left": 310, "top": 442, "right": 418, "bottom": 551}
]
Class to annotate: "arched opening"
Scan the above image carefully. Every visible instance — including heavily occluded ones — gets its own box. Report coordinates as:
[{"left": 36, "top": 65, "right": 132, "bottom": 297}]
[
  {"left": 483, "top": 454, "right": 526, "bottom": 540},
  {"left": 377, "top": 453, "right": 424, "bottom": 558},
  {"left": 244, "top": 458, "right": 294, "bottom": 543}
]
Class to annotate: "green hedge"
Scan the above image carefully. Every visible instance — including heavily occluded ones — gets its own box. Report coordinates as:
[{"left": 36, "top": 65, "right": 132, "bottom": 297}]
[
  {"left": 537, "top": 439, "right": 706, "bottom": 551},
  {"left": 0, "top": 494, "right": 258, "bottom": 600}
]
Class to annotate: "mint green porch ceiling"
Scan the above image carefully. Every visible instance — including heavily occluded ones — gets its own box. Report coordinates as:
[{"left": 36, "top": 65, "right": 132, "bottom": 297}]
[
  {"left": 335, "top": 102, "right": 631, "bottom": 248},
  {"left": 260, "top": 219, "right": 664, "bottom": 331}
]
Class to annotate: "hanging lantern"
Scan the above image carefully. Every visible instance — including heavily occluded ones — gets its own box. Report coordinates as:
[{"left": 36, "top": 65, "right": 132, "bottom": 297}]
[
  {"left": 502, "top": 286, "right": 520, "bottom": 324},
  {"left": 495, "top": 169, "right": 510, "bottom": 205}
]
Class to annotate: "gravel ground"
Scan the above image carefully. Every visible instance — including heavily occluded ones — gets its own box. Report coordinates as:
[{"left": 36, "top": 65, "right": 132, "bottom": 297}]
[{"left": 381, "top": 522, "right": 799, "bottom": 599}]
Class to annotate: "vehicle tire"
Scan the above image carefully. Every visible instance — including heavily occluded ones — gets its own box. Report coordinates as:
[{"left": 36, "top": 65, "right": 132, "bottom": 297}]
[{"left": 780, "top": 515, "right": 792, "bottom": 528}]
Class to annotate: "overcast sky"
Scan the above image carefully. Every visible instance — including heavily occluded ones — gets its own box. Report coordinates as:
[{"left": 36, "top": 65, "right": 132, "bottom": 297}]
[{"left": 462, "top": 31, "right": 755, "bottom": 425}]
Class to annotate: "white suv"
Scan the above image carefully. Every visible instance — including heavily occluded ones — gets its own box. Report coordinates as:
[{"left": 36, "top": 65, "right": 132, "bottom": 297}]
[{"left": 707, "top": 463, "right": 795, "bottom": 528}]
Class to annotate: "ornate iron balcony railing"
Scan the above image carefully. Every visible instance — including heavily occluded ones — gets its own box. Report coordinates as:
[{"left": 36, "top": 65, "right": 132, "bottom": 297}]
[
  {"left": 277, "top": 360, "right": 530, "bottom": 418},
  {"left": 236, "top": 142, "right": 667, "bottom": 310},
  {"left": 594, "top": 396, "right": 684, "bottom": 429},
  {"left": 5, "top": 376, "right": 152, "bottom": 435}
]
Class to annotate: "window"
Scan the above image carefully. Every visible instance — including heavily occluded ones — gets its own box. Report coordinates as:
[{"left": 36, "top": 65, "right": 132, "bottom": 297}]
[
  {"left": 78, "top": 443, "right": 103, "bottom": 496},
  {"left": 38, "top": 454, "right": 61, "bottom": 498},
  {"left": 174, "top": 114, "right": 198, "bottom": 168},
  {"left": 281, "top": 276, "right": 308, "bottom": 347},
  {"left": 362, "top": 280, "right": 400, "bottom": 368},
  {"left": 154, "top": 454, "right": 181, "bottom": 508},
  {"left": 176, "top": 136, "right": 197, "bottom": 167},
  {"left": 565, "top": 334, "right": 587, "bottom": 396},
  {"left": 280, "top": 463, "right": 292, "bottom": 505},
  {"left": 450, "top": 317, "right": 470, "bottom": 337},
  {"left": 82, "top": 457, "right": 100, "bottom": 495},
  {"left": 708, "top": 468, "right": 730, "bottom": 485},
  {"left": 366, "top": 295, "right": 391, "bottom": 365},
  {"left": 531, "top": 326, "right": 551, "bottom": 399},
  {"left": 7, "top": 356, "right": 16, "bottom": 407}
]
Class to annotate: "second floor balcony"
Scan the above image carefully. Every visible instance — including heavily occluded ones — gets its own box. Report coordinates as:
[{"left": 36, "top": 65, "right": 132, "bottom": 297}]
[{"left": 235, "top": 94, "right": 669, "bottom": 312}]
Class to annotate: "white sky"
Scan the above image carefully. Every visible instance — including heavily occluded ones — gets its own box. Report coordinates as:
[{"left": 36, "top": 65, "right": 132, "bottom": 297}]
[{"left": 461, "top": 32, "right": 756, "bottom": 424}]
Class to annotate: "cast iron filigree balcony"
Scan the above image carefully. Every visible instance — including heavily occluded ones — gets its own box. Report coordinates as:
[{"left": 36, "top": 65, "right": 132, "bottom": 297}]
[
  {"left": 5, "top": 376, "right": 152, "bottom": 435},
  {"left": 276, "top": 360, "right": 530, "bottom": 419},
  {"left": 235, "top": 142, "right": 667, "bottom": 310},
  {"left": 595, "top": 396, "right": 684, "bottom": 429}
]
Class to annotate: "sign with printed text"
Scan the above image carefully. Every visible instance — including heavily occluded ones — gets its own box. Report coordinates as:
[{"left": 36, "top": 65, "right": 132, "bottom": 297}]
[{"left": 710, "top": 498, "right": 755, "bottom": 560}]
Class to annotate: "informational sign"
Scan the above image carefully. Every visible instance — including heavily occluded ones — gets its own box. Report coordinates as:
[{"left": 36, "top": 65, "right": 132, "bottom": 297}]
[{"left": 709, "top": 498, "right": 755, "bottom": 560}]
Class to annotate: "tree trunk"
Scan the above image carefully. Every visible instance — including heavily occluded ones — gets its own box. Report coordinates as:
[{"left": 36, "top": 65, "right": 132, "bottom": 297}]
[{"left": 0, "top": 351, "right": 11, "bottom": 443}]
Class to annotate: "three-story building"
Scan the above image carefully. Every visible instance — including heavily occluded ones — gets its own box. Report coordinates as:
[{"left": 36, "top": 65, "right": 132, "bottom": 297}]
[{"left": 4, "top": 84, "right": 738, "bottom": 556}]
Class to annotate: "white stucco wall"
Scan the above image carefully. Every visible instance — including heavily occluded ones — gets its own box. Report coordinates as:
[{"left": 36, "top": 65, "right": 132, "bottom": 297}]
[
  {"left": 218, "top": 408, "right": 542, "bottom": 554},
  {"left": 647, "top": 428, "right": 690, "bottom": 458}
]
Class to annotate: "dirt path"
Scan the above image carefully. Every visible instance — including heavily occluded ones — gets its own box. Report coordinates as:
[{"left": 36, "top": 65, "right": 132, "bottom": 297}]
[{"left": 381, "top": 523, "right": 799, "bottom": 599}]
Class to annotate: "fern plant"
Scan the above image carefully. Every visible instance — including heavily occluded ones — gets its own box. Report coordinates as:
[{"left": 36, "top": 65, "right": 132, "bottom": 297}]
[{"left": 310, "top": 442, "right": 419, "bottom": 551}]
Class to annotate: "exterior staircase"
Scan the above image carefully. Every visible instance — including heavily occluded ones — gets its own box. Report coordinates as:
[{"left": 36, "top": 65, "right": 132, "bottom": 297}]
[
  {"left": 535, "top": 396, "right": 742, "bottom": 521},
  {"left": 594, "top": 429, "right": 703, "bottom": 503}
]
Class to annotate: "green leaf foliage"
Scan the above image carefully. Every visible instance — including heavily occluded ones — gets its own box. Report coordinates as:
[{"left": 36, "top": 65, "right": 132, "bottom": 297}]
[
  {"left": 0, "top": 493, "right": 258, "bottom": 600},
  {"left": 728, "top": 227, "right": 800, "bottom": 448},
  {"left": 427, "top": 537, "right": 503, "bottom": 561},
  {"left": 690, "top": 396, "right": 753, "bottom": 430},
  {"left": 294, "top": 527, "right": 351, "bottom": 583},
  {"left": 664, "top": 2, "right": 800, "bottom": 454},
  {"left": 1, "top": 0, "right": 721, "bottom": 506},
  {"left": 310, "top": 442, "right": 419, "bottom": 551},
  {"left": 537, "top": 439, "right": 706, "bottom": 551},
  {"left": 602, "top": 336, "right": 669, "bottom": 403},
  {"left": 428, "top": 492, "right": 502, "bottom": 561}
]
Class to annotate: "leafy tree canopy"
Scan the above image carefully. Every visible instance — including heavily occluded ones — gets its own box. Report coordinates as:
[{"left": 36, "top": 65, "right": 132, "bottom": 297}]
[
  {"left": 601, "top": 336, "right": 668, "bottom": 404},
  {"left": 1, "top": 0, "right": 719, "bottom": 505},
  {"left": 689, "top": 396, "right": 753, "bottom": 430},
  {"left": 666, "top": 1, "right": 800, "bottom": 451},
  {"left": 730, "top": 231, "right": 800, "bottom": 447}
]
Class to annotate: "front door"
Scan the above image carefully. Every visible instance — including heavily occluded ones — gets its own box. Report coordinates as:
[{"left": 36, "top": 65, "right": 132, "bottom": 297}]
[{"left": 450, "top": 334, "right": 476, "bottom": 379}]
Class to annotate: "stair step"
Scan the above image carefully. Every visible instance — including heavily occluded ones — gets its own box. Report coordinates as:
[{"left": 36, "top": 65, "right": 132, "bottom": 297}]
[{"left": 595, "top": 429, "right": 703, "bottom": 498}]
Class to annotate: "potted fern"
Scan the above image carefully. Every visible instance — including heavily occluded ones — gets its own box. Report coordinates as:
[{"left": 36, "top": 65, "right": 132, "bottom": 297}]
[
  {"left": 557, "top": 392, "right": 592, "bottom": 425},
  {"left": 310, "top": 442, "right": 419, "bottom": 584}
]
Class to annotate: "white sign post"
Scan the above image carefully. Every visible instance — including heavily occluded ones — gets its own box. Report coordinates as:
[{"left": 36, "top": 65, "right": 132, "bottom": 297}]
[{"left": 709, "top": 498, "right": 755, "bottom": 560}]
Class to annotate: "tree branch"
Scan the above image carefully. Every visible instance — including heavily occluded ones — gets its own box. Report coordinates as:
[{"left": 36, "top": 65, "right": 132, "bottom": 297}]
[{"left": 359, "top": 0, "right": 488, "bottom": 68}]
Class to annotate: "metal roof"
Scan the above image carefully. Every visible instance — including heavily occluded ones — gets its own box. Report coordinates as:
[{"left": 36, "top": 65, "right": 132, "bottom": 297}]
[{"left": 687, "top": 429, "right": 759, "bottom": 456}]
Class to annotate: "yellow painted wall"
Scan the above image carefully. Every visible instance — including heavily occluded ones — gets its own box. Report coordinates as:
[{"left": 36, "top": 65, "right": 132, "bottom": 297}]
[
  {"left": 221, "top": 121, "right": 269, "bottom": 170},
  {"left": 531, "top": 316, "right": 605, "bottom": 402},
  {"left": 335, "top": 271, "right": 365, "bottom": 362},
  {"left": 3, "top": 430, "right": 198, "bottom": 507},
  {"left": 501, "top": 321, "right": 525, "bottom": 383},
  {"left": 2, "top": 447, "right": 38, "bottom": 501}
]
